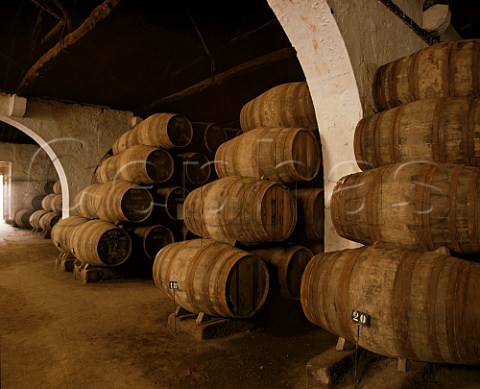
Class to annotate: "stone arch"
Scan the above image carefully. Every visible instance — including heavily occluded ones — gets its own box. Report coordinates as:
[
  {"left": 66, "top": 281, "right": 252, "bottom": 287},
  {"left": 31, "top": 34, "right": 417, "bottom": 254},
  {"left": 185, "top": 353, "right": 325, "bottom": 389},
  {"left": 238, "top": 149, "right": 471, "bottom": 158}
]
[
  {"left": 267, "top": 0, "right": 363, "bottom": 251},
  {"left": 0, "top": 115, "right": 70, "bottom": 218}
]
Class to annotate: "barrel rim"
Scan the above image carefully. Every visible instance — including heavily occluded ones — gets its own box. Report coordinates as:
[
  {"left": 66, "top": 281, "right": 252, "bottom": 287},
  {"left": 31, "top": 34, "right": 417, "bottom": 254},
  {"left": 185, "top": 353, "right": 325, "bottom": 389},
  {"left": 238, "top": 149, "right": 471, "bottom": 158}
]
[
  {"left": 166, "top": 113, "right": 194, "bottom": 147},
  {"left": 225, "top": 254, "right": 270, "bottom": 318},
  {"left": 157, "top": 186, "right": 189, "bottom": 220},
  {"left": 285, "top": 245, "right": 314, "bottom": 299},
  {"left": 182, "top": 152, "right": 211, "bottom": 185},
  {"left": 290, "top": 128, "right": 321, "bottom": 181},
  {"left": 142, "top": 224, "right": 175, "bottom": 259},
  {"left": 118, "top": 186, "right": 154, "bottom": 222},
  {"left": 259, "top": 182, "right": 297, "bottom": 240},
  {"left": 95, "top": 225, "right": 132, "bottom": 266},
  {"left": 146, "top": 148, "right": 174, "bottom": 183}
]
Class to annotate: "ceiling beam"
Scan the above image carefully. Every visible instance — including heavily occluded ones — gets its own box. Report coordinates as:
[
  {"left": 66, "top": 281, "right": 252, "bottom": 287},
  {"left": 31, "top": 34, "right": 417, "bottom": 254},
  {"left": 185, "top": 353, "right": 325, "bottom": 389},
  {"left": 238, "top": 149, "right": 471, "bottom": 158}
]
[
  {"left": 16, "top": 0, "right": 121, "bottom": 95},
  {"left": 41, "top": 20, "right": 65, "bottom": 45},
  {"left": 29, "top": 0, "right": 63, "bottom": 21},
  {"left": 49, "top": 0, "right": 73, "bottom": 30},
  {"left": 229, "top": 19, "right": 278, "bottom": 44},
  {"left": 139, "top": 46, "right": 297, "bottom": 116},
  {"left": 170, "top": 20, "right": 280, "bottom": 79}
]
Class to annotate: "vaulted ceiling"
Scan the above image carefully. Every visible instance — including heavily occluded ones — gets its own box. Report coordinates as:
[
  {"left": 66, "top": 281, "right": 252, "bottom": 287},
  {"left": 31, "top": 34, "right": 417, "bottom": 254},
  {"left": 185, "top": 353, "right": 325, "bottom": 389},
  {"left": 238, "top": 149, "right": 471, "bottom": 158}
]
[{"left": 0, "top": 0, "right": 478, "bottom": 144}]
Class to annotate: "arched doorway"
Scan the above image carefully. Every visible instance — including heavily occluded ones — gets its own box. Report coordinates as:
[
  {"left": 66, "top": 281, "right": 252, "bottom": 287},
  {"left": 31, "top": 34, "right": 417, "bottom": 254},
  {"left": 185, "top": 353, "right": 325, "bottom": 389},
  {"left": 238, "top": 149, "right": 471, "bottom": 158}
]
[{"left": 0, "top": 115, "right": 70, "bottom": 218}]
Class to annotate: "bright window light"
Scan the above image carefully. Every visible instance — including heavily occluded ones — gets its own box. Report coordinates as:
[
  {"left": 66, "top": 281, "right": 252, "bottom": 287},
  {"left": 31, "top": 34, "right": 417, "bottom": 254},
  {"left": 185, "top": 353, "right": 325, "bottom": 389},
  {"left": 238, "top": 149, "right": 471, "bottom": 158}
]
[{"left": 0, "top": 175, "right": 4, "bottom": 221}]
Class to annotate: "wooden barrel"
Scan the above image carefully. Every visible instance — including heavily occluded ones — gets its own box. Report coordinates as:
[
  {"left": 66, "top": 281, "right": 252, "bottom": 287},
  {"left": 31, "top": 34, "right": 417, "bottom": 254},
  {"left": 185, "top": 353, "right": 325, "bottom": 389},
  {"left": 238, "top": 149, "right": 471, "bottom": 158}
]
[
  {"left": 251, "top": 244, "right": 313, "bottom": 300},
  {"left": 330, "top": 162, "right": 480, "bottom": 256},
  {"left": 50, "top": 194, "right": 62, "bottom": 213},
  {"left": 41, "top": 193, "right": 57, "bottom": 211},
  {"left": 300, "top": 243, "right": 480, "bottom": 365},
  {"left": 70, "top": 219, "right": 132, "bottom": 266},
  {"left": 51, "top": 216, "right": 90, "bottom": 254},
  {"left": 25, "top": 193, "right": 45, "bottom": 210},
  {"left": 191, "top": 122, "right": 240, "bottom": 155},
  {"left": 215, "top": 127, "right": 321, "bottom": 184},
  {"left": 204, "top": 123, "right": 239, "bottom": 154},
  {"left": 132, "top": 224, "right": 175, "bottom": 259},
  {"left": 44, "top": 180, "right": 55, "bottom": 194},
  {"left": 14, "top": 208, "right": 33, "bottom": 229},
  {"left": 373, "top": 39, "right": 480, "bottom": 111},
  {"left": 135, "top": 113, "right": 193, "bottom": 149},
  {"left": 291, "top": 188, "right": 324, "bottom": 241},
  {"left": 95, "top": 180, "right": 154, "bottom": 223},
  {"left": 152, "top": 238, "right": 269, "bottom": 318},
  {"left": 112, "top": 129, "right": 139, "bottom": 155},
  {"left": 240, "top": 82, "right": 317, "bottom": 132},
  {"left": 29, "top": 209, "right": 50, "bottom": 231},
  {"left": 174, "top": 152, "right": 211, "bottom": 188},
  {"left": 355, "top": 97, "right": 480, "bottom": 170},
  {"left": 95, "top": 155, "right": 120, "bottom": 183},
  {"left": 184, "top": 176, "right": 297, "bottom": 244},
  {"left": 154, "top": 186, "right": 189, "bottom": 220},
  {"left": 39, "top": 211, "right": 61, "bottom": 232},
  {"left": 52, "top": 180, "right": 61, "bottom": 194},
  {"left": 74, "top": 183, "right": 102, "bottom": 219},
  {"left": 117, "top": 145, "right": 174, "bottom": 184}
]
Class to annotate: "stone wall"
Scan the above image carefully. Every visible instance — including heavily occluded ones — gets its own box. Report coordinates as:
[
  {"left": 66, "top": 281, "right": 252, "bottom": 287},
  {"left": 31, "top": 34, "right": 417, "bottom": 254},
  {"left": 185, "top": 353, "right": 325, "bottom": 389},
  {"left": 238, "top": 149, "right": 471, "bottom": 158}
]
[
  {"left": 0, "top": 94, "right": 134, "bottom": 217},
  {"left": 0, "top": 142, "right": 56, "bottom": 221}
]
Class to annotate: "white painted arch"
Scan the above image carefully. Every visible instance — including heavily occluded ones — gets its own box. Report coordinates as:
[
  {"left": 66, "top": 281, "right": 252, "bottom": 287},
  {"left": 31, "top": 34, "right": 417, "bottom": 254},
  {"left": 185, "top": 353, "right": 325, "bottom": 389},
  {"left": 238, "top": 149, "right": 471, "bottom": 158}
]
[
  {"left": 0, "top": 115, "right": 70, "bottom": 218},
  {"left": 267, "top": 0, "right": 363, "bottom": 252}
]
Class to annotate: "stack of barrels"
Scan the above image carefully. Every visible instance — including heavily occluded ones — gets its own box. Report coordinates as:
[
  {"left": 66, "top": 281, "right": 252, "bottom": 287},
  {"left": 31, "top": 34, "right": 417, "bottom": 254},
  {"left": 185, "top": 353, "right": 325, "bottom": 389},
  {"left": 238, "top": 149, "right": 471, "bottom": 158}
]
[
  {"left": 30, "top": 179, "right": 62, "bottom": 238},
  {"left": 153, "top": 82, "right": 324, "bottom": 320},
  {"left": 52, "top": 112, "right": 240, "bottom": 275},
  {"left": 302, "top": 39, "right": 480, "bottom": 366},
  {"left": 13, "top": 179, "right": 61, "bottom": 233},
  {"left": 13, "top": 193, "right": 44, "bottom": 229}
]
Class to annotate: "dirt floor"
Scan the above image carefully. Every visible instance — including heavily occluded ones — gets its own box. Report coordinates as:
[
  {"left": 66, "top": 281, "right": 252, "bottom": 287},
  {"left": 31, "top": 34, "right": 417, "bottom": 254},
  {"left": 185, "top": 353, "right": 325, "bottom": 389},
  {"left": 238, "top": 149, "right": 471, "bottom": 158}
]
[{"left": 1, "top": 221, "right": 479, "bottom": 389}]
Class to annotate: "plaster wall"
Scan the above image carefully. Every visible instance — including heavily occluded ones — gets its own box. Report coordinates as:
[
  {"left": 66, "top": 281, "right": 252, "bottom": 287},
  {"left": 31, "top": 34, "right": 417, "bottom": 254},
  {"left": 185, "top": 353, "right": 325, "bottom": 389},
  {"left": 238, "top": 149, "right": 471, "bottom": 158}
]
[
  {"left": 327, "top": 0, "right": 427, "bottom": 115},
  {"left": 0, "top": 142, "right": 56, "bottom": 220},
  {"left": 0, "top": 94, "right": 133, "bottom": 216}
]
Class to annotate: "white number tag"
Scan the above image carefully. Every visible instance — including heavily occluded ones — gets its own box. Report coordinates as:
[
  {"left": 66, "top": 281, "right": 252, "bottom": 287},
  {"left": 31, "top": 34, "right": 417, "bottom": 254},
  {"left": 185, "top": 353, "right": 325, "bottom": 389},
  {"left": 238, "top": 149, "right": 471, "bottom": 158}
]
[{"left": 351, "top": 310, "right": 370, "bottom": 327}]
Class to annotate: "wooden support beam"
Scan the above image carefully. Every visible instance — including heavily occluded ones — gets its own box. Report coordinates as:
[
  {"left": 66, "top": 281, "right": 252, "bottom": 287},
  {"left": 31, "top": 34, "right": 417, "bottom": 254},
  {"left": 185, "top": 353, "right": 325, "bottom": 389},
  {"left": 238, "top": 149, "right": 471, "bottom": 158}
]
[
  {"left": 50, "top": 0, "right": 73, "bottom": 30},
  {"left": 17, "top": 0, "right": 122, "bottom": 94},
  {"left": 41, "top": 20, "right": 65, "bottom": 45},
  {"left": 171, "top": 20, "right": 280, "bottom": 78},
  {"left": 188, "top": 14, "right": 216, "bottom": 78},
  {"left": 229, "top": 19, "right": 278, "bottom": 44},
  {"left": 29, "top": 0, "right": 62, "bottom": 21},
  {"left": 140, "top": 46, "right": 296, "bottom": 116}
]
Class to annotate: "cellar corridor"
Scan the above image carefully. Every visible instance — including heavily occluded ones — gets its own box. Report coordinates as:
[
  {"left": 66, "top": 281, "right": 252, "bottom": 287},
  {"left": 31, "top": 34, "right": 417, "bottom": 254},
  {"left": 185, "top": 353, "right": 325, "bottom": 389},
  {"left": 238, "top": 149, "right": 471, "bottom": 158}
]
[
  {"left": 1, "top": 1, "right": 480, "bottom": 388},
  {"left": 0, "top": 222, "right": 339, "bottom": 389},
  {"left": 2, "top": 224, "right": 480, "bottom": 388}
]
